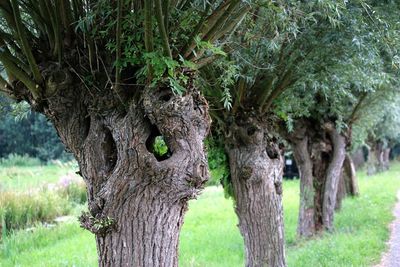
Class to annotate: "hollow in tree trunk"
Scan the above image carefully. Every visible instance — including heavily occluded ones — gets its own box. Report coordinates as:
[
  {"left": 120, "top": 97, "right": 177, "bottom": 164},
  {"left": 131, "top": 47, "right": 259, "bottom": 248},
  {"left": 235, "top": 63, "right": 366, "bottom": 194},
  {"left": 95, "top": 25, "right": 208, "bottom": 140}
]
[
  {"left": 39, "top": 70, "right": 210, "bottom": 267},
  {"left": 225, "top": 115, "right": 286, "bottom": 267}
]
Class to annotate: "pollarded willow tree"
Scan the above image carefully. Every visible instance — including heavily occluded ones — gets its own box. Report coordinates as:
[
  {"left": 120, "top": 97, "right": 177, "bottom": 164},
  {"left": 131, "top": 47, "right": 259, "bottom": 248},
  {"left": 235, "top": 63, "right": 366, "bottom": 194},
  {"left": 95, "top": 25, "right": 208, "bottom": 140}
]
[
  {"left": 350, "top": 0, "right": 400, "bottom": 176},
  {"left": 352, "top": 93, "right": 400, "bottom": 175},
  {"left": 279, "top": 1, "right": 400, "bottom": 235},
  {"left": 0, "top": 1, "right": 251, "bottom": 266},
  {"left": 201, "top": 1, "right": 360, "bottom": 265}
]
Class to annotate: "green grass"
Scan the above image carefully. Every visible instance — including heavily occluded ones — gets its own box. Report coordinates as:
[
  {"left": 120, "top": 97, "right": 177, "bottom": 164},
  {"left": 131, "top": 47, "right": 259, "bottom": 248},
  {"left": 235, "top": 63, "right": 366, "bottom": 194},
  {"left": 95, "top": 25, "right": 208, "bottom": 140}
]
[
  {"left": 1, "top": 163, "right": 400, "bottom": 266},
  {"left": 0, "top": 162, "right": 76, "bottom": 192}
]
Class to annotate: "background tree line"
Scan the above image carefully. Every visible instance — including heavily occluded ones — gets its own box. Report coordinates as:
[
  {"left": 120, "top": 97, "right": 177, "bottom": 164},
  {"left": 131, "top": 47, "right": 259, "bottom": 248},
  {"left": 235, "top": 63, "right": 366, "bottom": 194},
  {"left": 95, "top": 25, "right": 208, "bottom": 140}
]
[{"left": 0, "top": 94, "right": 70, "bottom": 161}]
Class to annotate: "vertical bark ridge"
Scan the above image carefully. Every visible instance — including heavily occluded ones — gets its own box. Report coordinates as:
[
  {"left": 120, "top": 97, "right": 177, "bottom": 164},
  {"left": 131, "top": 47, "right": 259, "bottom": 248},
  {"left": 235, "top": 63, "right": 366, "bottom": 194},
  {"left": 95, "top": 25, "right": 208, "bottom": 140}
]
[
  {"left": 226, "top": 117, "right": 286, "bottom": 267},
  {"left": 285, "top": 120, "right": 348, "bottom": 237},
  {"left": 292, "top": 136, "right": 315, "bottom": 237},
  {"left": 322, "top": 125, "right": 346, "bottom": 231},
  {"left": 44, "top": 79, "right": 211, "bottom": 266}
]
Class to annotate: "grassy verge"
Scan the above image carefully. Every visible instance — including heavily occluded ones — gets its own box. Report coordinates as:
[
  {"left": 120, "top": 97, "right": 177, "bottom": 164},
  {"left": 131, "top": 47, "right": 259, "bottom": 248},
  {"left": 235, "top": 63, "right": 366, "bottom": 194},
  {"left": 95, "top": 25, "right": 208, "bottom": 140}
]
[
  {"left": 0, "top": 163, "right": 77, "bottom": 192},
  {"left": 1, "top": 163, "right": 399, "bottom": 266}
]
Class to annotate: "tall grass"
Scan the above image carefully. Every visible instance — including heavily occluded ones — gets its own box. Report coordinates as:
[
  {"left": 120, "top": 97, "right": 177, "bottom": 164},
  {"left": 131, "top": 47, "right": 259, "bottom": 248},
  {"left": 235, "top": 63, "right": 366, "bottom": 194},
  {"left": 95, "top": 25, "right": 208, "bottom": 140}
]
[
  {"left": 0, "top": 190, "right": 71, "bottom": 236},
  {"left": 0, "top": 162, "right": 77, "bottom": 192},
  {"left": 0, "top": 171, "right": 86, "bottom": 236}
]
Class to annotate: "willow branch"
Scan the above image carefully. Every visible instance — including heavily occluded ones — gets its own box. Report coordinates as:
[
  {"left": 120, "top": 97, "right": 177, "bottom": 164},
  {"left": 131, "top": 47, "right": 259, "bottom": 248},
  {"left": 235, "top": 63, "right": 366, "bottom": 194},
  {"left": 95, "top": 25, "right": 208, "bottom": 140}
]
[
  {"left": 210, "top": 5, "right": 249, "bottom": 43},
  {"left": 115, "top": 0, "right": 123, "bottom": 91},
  {"left": 72, "top": 0, "right": 84, "bottom": 22},
  {"left": 0, "top": 30, "right": 23, "bottom": 56},
  {"left": 0, "top": 2, "right": 18, "bottom": 32},
  {"left": 202, "top": 0, "right": 240, "bottom": 42},
  {"left": 10, "top": 0, "right": 42, "bottom": 84},
  {"left": 256, "top": 75, "right": 274, "bottom": 107},
  {"left": 181, "top": 2, "right": 212, "bottom": 58},
  {"left": 60, "top": 0, "right": 73, "bottom": 33},
  {"left": 0, "top": 51, "right": 39, "bottom": 98},
  {"left": 162, "top": 0, "right": 169, "bottom": 34},
  {"left": 0, "top": 73, "right": 13, "bottom": 94},
  {"left": 191, "top": 2, "right": 249, "bottom": 61},
  {"left": 232, "top": 77, "right": 245, "bottom": 115},
  {"left": 348, "top": 92, "right": 368, "bottom": 125},
  {"left": 155, "top": 0, "right": 172, "bottom": 58},
  {"left": 262, "top": 69, "right": 293, "bottom": 113},
  {"left": 37, "top": 0, "right": 55, "bottom": 50},
  {"left": 144, "top": 0, "right": 154, "bottom": 81},
  {"left": 53, "top": 1, "right": 63, "bottom": 62}
]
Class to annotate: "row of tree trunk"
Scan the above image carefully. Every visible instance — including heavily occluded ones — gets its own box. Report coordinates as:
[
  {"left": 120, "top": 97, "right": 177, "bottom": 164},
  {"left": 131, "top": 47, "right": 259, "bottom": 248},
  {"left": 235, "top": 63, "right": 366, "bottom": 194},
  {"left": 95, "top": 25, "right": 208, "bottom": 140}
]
[
  {"left": 221, "top": 115, "right": 363, "bottom": 265},
  {"left": 367, "top": 141, "right": 391, "bottom": 176},
  {"left": 224, "top": 115, "right": 394, "bottom": 266},
  {"left": 41, "top": 78, "right": 382, "bottom": 266}
]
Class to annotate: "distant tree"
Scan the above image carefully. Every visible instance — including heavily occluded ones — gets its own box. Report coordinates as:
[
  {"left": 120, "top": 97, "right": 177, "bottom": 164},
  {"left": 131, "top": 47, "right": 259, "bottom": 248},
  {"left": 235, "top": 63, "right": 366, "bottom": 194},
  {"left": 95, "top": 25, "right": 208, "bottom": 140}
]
[
  {"left": 202, "top": 2, "right": 399, "bottom": 256},
  {"left": 201, "top": 0, "right": 372, "bottom": 263},
  {"left": 0, "top": 95, "right": 70, "bottom": 161},
  {"left": 281, "top": 0, "right": 400, "bottom": 235}
]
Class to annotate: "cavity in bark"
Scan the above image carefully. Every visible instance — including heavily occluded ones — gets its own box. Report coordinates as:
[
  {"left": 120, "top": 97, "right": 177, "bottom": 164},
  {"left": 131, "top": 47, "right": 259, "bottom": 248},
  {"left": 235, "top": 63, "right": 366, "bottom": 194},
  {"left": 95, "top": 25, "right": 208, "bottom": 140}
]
[
  {"left": 82, "top": 115, "right": 91, "bottom": 140},
  {"left": 145, "top": 125, "right": 172, "bottom": 161},
  {"left": 102, "top": 127, "right": 117, "bottom": 174}
]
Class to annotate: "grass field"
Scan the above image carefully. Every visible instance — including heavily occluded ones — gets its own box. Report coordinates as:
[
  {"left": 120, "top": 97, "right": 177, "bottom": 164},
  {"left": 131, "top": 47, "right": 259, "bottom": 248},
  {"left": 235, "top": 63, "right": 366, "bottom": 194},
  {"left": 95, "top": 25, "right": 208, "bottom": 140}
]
[
  {"left": 1, "top": 163, "right": 400, "bottom": 266},
  {"left": 0, "top": 162, "right": 77, "bottom": 192}
]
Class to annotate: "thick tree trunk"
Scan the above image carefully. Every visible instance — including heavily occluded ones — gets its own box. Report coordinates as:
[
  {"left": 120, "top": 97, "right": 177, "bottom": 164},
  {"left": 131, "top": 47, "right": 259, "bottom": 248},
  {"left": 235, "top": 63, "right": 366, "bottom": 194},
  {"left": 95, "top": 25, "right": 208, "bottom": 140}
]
[
  {"left": 226, "top": 117, "right": 286, "bottom": 267},
  {"left": 285, "top": 120, "right": 347, "bottom": 236},
  {"left": 95, "top": 198, "right": 186, "bottom": 266},
  {"left": 351, "top": 148, "right": 366, "bottom": 170},
  {"left": 343, "top": 153, "right": 359, "bottom": 196},
  {"left": 322, "top": 124, "right": 346, "bottom": 231},
  {"left": 367, "top": 141, "right": 389, "bottom": 175},
  {"left": 292, "top": 137, "right": 315, "bottom": 237},
  {"left": 335, "top": 171, "right": 346, "bottom": 211},
  {"left": 383, "top": 148, "right": 391, "bottom": 171},
  {"left": 375, "top": 142, "right": 385, "bottom": 172},
  {"left": 367, "top": 145, "right": 378, "bottom": 176},
  {"left": 42, "top": 75, "right": 210, "bottom": 267}
]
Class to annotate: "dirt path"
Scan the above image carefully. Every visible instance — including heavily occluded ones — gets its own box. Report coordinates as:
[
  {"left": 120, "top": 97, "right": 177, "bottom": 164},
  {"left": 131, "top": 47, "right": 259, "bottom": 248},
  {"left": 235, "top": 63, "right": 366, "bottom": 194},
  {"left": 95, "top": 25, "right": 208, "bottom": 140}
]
[{"left": 377, "top": 191, "right": 400, "bottom": 267}]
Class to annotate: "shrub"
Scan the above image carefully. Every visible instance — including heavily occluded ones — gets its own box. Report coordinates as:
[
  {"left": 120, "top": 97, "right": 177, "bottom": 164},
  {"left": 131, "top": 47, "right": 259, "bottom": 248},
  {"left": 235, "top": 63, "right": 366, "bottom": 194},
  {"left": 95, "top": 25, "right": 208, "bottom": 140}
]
[
  {"left": 0, "top": 189, "right": 71, "bottom": 235},
  {"left": 0, "top": 154, "right": 41, "bottom": 167}
]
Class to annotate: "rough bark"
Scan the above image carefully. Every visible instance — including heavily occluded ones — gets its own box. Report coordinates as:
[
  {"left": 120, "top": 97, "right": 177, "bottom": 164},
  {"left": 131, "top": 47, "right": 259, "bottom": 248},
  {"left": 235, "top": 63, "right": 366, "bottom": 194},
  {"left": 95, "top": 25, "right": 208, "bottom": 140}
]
[
  {"left": 383, "top": 148, "right": 391, "bottom": 171},
  {"left": 321, "top": 124, "right": 346, "bottom": 231},
  {"left": 335, "top": 153, "right": 359, "bottom": 210},
  {"left": 343, "top": 153, "right": 359, "bottom": 196},
  {"left": 375, "top": 142, "right": 385, "bottom": 172},
  {"left": 367, "top": 141, "right": 389, "bottom": 175},
  {"left": 38, "top": 68, "right": 211, "bottom": 267},
  {"left": 225, "top": 115, "right": 286, "bottom": 267},
  {"left": 335, "top": 170, "right": 346, "bottom": 211},
  {"left": 367, "top": 145, "right": 378, "bottom": 176},
  {"left": 291, "top": 131, "right": 315, "bottom": 237},
  {"left": 351, "top": 148, "right": 366, "bottom": 170},
  {"left": 284, "top": 119, "right": 348, "bottom": 236}
]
